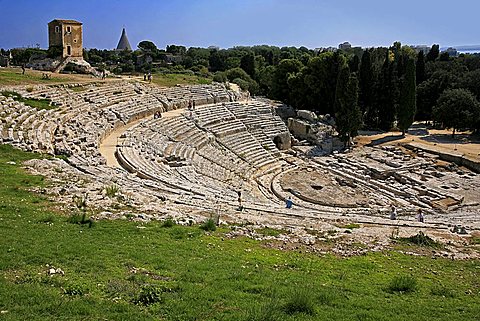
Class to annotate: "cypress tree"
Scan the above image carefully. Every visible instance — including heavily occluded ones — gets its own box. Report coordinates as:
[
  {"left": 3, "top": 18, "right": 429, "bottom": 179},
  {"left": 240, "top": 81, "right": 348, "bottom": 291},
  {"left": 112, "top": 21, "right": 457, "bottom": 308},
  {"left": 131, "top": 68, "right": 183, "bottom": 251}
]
[
  {"left": 335, "top": 65, "right": 361, "bottom": 146},
  {"left": 377, "top": 51, "right": 396, "bottom": 131},
  {"left": 349, "top": 55, "right": 360, "bottom": 73},
  {"left": 398, "top": 58, "right": 417, "bottom": 135},
  {"left": 359, "top": 49, "right": 374, "bottom": 118},
  {"left": 416, "top": 51, "right": 426, "bottom": 85}
]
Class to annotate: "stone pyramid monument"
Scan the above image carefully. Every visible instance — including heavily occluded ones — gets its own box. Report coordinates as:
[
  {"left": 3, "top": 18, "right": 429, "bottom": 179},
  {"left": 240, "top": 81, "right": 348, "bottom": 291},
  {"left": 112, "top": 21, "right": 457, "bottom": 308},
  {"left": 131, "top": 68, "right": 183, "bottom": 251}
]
[{"left": 116, "top": 28, "right": 132, "bottom": 51}]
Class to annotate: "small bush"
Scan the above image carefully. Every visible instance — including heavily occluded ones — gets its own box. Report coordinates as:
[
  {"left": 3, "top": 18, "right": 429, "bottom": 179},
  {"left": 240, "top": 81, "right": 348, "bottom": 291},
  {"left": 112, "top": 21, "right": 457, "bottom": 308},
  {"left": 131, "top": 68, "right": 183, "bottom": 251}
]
[
  {"left": 104, "top": 184, "right": 120, "bottom": 198},
  {"left": 73, "top": 195, "right": 87, "bottom": 211},
  {"left": 283, "top": 288, "right": 316, "bottom": 315},
  {"left": 387, "top": 275, "right": 417, "bottom": 293},
  {"left": 135, "top": 285, "right": 162, "bottom": 306},
  {"left": 200, "top": 218, "right": 217, "bottom": 232},
  {"left": 63, "top": 283, "right": 86, "bottom": 296},
  {"left": 399, "top": 231, "right": 440, "bottom": 247},
  {"left": 161, "top": 218, "right": 175, "bottom": 228},
  {"left": 67, "top": 212, "right": 94, "bottom": 228}
]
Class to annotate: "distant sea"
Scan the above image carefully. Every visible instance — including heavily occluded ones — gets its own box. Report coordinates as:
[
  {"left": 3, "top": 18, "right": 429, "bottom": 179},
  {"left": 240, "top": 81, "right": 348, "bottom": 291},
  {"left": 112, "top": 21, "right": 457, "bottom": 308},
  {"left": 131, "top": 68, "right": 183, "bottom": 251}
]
[{"left": 459, "top": 49, "right": 480, "bottom": 54}]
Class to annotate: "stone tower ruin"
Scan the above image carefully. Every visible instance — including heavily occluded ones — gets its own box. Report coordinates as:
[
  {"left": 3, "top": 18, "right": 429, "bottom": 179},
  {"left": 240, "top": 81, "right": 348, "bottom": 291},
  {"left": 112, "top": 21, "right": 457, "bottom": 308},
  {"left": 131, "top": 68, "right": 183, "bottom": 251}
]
[{"left": 48, "top": 19, "right": 83, "bottom": 58}]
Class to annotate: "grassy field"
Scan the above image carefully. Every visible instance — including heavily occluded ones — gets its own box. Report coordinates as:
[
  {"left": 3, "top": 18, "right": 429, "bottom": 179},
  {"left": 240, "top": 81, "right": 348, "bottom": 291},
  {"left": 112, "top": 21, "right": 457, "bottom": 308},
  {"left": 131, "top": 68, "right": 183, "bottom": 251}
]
[
  {"left": 0, "top": 68, "right": 212, "bottom": 88},
  {"left": 150, "top": 73, "right": 212, "bottom": 87},
  {"left": 0, "top": 68, "right": 80, "bottom": 86},
  {"left": 0, "top": 144, "right": 479, "bottom": 320}
]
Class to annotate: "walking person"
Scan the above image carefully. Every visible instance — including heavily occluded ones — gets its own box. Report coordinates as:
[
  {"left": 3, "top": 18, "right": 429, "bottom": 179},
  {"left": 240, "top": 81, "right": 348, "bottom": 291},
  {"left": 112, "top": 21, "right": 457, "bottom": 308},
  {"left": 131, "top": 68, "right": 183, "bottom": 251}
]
[
  {"left": 390, "top": 205, "right": 397, "bottom": 220},
  {"left": 237, "top": 190, "right": 243, "bottom": 211},
  {"left": 285, "top": 196, "right": 293, "bottom": 209},
  {"left": 417, "top": 209, "right": 424, "bottom": 223}
]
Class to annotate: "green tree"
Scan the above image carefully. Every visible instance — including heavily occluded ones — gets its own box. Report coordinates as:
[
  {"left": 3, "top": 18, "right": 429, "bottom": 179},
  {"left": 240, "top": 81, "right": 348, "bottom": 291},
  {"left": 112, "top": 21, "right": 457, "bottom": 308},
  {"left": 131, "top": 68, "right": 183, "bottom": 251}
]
[
  {"left": 375, "top": 51, "right": 397, "bottom": 131},
  {"left": 461, "top": 69, "right": 480, "bottom": 100},
  {"left": 398, "top": 58, "right": 417, "bottom": 135},
  {"left": 416, "top": 51, "right": 426, "bottom": 85},
  {"left": 416, "top": 70, "right": 459, "bottom": 120},
  {"left": 349, "top": 55, "right": 360, "bottom": 73},
  {"left": 138, "top": 41, "right": 158, "bottom": 52},
  {"left": 335, "top": 66, "right": 361, "bottom": 146},
  {"left": 166, "top": 45, "right": 186, "bottom": 55},
  {"left": 433, "top": 89, "right": 480, "bottom": 137},
  {"left": 240, "top": 53, "right": 256, "bottom": 78},
  {"left": 359, "top": 49, "right": 374, "bottom": 121},
  {"left": 271, "top": 59, "right": 303, "bottom": 104},
  {"left": 426, "top": 44, "right": 440, "bottom": 62},
  {"left": 225, "top": 68, "right": 259, "bottom": 95}
]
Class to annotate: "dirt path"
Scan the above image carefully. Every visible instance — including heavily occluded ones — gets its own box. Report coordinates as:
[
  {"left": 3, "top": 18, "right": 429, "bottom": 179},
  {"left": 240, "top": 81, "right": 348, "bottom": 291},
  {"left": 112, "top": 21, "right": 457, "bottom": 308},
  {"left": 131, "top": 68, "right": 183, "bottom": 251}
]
[{"left": 99, "top": 108, "right": 186, "bottom": 168}]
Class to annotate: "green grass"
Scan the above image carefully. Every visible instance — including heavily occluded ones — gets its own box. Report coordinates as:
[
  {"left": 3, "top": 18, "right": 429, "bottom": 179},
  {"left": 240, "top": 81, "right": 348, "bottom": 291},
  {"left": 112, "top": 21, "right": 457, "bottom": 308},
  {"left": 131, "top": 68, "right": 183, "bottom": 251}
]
[
  {"left": 470, "top": 236, "right": 480, "bottom": 245},
  {"left": 387, "top": 275, "right": 418, "bottom": 293},
  {"left": 0, "top": 144, "right": 479, "bottom": 320},
  {"left": 0, "top": 68, "right": 77, "bottom": 86},
  {"left": 151, "top": 73, "right": 212, "bottom": 87},
  {"left": 336, "top": 223, "right": 361, "bottom": 229},
  {"left": 256, "top": 227, "right": 287, "bottom": 237},
  {"left": 70, "top": 86, "right": 87, "bottom": 92},
  {"left": 1, "top": 91, "right": 55, "bottom": 110}
]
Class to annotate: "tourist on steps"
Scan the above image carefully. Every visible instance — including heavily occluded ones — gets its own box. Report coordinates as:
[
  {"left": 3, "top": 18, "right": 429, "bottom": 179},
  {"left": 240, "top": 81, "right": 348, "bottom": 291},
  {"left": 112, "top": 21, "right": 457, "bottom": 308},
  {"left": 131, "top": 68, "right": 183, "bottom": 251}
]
[
  {"left": 285, "top": 196, "right": 293, "bottom": 209},
  {"left": 390, "top": 206, "right": 397, "bottom": 220},
  {"left": 417, "top": 209, "right": 424, "bottom": 223},
  {"left": 237, "top": 190, "right": 243, "bottom": 211}
]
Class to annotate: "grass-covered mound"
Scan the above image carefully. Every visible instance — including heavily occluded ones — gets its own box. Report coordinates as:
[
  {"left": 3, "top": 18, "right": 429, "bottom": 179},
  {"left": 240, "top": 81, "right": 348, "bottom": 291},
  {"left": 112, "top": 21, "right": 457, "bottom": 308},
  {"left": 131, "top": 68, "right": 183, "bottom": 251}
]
[{"left": 0, "top": 144, "right": 479, "bottom": 320}]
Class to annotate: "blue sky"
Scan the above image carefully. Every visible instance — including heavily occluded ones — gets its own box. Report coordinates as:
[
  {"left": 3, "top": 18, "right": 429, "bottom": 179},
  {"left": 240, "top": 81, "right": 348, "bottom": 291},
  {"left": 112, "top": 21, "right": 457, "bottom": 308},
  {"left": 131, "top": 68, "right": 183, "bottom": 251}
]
[{"left": 0, "top": 0, "right": 478, "bottom": 50}]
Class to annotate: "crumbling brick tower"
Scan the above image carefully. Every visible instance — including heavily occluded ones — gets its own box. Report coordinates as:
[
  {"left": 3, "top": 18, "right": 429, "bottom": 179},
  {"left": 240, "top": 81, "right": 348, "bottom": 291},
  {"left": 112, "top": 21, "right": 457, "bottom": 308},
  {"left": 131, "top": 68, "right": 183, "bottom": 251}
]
[{"left": 48, "top": 19, "right": 83, "bottom": 58}]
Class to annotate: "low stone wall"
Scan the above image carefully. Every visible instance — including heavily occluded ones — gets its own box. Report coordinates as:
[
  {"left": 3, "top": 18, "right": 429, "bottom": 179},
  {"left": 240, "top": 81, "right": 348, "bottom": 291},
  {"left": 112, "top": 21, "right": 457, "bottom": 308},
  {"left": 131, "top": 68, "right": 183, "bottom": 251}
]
[{"left": 405, "top": 142, "right": 480, "bottom": 173}]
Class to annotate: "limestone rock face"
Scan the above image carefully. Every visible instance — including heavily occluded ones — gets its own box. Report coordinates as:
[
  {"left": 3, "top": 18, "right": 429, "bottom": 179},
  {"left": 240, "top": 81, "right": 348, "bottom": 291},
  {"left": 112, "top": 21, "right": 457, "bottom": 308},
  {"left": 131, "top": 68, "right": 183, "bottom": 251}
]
[{"left": 297, "top": 110, "right": 317, "bottom": 123}]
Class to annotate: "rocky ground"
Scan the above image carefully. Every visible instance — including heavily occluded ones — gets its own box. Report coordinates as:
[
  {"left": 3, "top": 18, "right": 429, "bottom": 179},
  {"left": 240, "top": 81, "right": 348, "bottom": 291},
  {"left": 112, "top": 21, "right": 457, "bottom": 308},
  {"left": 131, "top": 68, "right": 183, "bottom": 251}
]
[{"left": 23, "top": 154, "right": 480, "bottom": 260}]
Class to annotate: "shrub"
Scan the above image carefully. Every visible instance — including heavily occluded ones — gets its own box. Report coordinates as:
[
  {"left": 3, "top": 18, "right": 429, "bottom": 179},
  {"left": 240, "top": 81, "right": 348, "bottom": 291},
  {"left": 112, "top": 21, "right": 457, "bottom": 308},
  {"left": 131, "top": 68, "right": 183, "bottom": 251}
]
[
  {"left": 73, "top": 195, "right": 87, "bottom": 211},
  {"left": 213, "top": 71, "right": 227, "bottom": 83},
  {"left": 283, "top": 288, "right": 316, "bottom": 315},
  {"left": 399, "top": 231, "right": 440, "bottom": 247},
  {"left": 200, "top": 218, "right": 217, "bottom": 232},
  {"left": 104, "top": 184, "right": 120, "bottom": 198},
  {"left": 387, "top": 275, "right": 417, "bottom": 293},
  {"left": 67, "top": 212, "right": 94, "bottom": 228},
  {"left": 63, "top": 283, "right": 86, "bottom": 296},
  {"left": 135, "top": 285, "right": 162, "bottom": 306},
  {"left": 161, "top": 218, "right": 175, "bottom": 228}
]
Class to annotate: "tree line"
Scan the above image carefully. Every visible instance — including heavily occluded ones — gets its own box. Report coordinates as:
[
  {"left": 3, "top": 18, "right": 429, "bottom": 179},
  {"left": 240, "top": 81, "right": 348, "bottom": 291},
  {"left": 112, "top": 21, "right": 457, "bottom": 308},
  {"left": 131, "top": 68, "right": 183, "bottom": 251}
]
[{"left": 3, "top": 42, "right": 480, "bottom": 140}]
